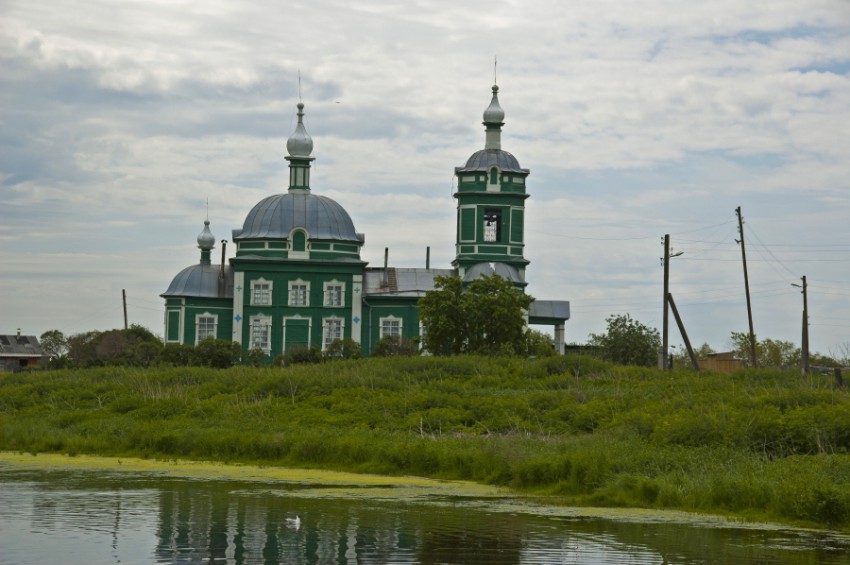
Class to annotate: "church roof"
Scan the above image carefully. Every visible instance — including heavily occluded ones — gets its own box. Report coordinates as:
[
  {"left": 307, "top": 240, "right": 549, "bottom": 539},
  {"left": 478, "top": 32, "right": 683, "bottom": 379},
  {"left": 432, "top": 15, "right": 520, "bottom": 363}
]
[
  {"left": 455, "top": 148, "right": 528, "bottom": 174},
  {"left": 462, "top": 262, "right": 524, "bottom": 284},
  {"left": 161, "top": 264, "right": 234, "bottom": 299},
  {"left": 233, "top": 192, "right": 362, "bottom": 243}
]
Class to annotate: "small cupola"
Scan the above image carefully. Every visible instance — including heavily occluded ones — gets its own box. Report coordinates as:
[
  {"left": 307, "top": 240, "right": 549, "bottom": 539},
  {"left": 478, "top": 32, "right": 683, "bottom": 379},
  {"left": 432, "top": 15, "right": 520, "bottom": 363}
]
[
  {"left": 285, "top": 102, "right": 315, "bottom": 192},
  {"left": 197, "top": 220, "right": 215, "bottom": 265},
  {"left": 483, "top": 84, "right": 505, "bottom": 150}
]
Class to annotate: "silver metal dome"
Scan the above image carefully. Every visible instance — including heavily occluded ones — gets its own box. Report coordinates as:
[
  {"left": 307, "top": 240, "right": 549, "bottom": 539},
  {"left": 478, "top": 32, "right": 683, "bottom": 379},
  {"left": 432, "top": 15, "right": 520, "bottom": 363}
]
[
  {"left": 483, "top": 84, "right": 505, "bottom": 124},
  {"left": 286, "top": 102, "right": 314, "bottom": 158},
  {"left": 197, "top": 220, "right": 215, "bottom": 250},
  {"left": 455, "top": 149, "right": 528, "bottom": 174},
  {"left": 161, "top": 264, "right": 233, "bottom": 298},
  {"left": 233, "top": 192, "right": 362, "bottom": 242},
  {"left": 462, "top": 262, "right": 523, "bottom": 284}
]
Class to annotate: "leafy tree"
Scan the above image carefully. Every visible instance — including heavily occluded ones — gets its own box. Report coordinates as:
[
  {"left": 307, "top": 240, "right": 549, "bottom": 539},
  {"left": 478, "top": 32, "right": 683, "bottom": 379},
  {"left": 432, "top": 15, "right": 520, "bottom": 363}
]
[
  {"left": 588, "top": 314, "right": 660, "bottom": 367},
  {"left": 418, "top": 275, "right": 467, "bottom": 355},
  {"left": 372, "top": 335, "right": 419, "bottom": 357},
  {"left": 465, "top": 275, "right": 534, "bottom": 355},
  {"left": 324, "top": 338, "right": 362, "bottom": 360},
  {"left": 39, "top": 330, "right": 68, "bottom": 360},
  {"left": 730, "top": 332, "right": 800, "bottom": 368},
  {"left": 670, "top": 342, "right": 715, "bottom": 370},
  {"left": 66, "top": 330, "right": 104, "bottom": 367},
  {"left": 192, "top": 338, "right": 242, "bottom": 368},
  {"left": 527, "top": 330, "right": 556, "bottom": 358},
  {"left": 419, "top": 274, "right": 533, "bottom": 356},
  {"left": 245, "top": 348, "right": 269, "bottom": 367},
  {"left": 158, "top": 343, "right": 194, "bottom": 366},
  {"left": 282, "top": 346, "right": 322, "bottom": 365}
]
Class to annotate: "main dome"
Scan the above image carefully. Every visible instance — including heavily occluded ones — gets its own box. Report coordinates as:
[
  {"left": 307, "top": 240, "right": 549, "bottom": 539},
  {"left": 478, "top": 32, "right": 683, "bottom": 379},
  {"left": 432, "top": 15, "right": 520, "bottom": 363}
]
[{"left": 233, "top": 192, "right": 361, "bottom": 242}]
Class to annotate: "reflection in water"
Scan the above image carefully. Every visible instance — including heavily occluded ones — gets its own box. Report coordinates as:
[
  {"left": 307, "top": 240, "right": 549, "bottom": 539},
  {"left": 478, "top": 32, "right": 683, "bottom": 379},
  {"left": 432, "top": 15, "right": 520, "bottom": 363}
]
[{"left": 1, "top": 468, "right": 849, "bottom": 565}]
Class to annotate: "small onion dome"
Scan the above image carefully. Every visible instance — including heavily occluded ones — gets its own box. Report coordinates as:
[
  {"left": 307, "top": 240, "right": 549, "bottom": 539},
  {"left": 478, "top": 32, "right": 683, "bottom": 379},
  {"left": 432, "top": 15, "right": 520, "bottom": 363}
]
[
  {"left": 482, "top": 84, "right": 505, "bottom": 124},
  {"left": 286, "top": 102, "right": 314, "bottom": 158},
  {"left": 197, "top": 220, "right": 215, "bottom": 250}
]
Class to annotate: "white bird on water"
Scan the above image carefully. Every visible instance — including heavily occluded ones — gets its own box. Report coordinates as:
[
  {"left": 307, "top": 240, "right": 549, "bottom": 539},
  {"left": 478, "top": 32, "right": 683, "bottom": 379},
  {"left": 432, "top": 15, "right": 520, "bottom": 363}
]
[{"left": 286, "top": 515, "right": 301, "bottom": 530}]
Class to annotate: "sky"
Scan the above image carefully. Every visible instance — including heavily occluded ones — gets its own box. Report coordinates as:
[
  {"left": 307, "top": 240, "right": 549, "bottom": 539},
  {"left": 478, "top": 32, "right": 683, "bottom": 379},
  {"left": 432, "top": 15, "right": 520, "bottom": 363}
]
[{"left": 2, "top": 0, "right": 849, "bottom": 357}]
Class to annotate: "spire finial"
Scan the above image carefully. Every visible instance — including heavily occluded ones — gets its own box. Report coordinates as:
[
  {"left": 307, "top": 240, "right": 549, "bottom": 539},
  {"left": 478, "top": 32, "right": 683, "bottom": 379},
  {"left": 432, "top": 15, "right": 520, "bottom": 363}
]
[
  {"left": 494, "top": 55, "right": 497, "bottom": 85},
  {"left": 298, "top": 70, "right": 302, "bottom": 102}
]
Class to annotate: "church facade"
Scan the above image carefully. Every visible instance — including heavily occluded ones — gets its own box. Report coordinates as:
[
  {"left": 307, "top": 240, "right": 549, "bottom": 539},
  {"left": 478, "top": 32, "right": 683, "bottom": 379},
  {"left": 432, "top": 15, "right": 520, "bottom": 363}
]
[{"left": 161, "top": 85, "right": 569, "bottom": 358}]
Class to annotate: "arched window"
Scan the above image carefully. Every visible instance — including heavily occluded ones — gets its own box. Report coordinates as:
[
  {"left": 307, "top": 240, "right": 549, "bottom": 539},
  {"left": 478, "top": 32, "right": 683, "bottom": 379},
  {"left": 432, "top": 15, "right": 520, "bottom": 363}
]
[{"left": 292, "top": 230, "right": 306, "bottom": 252}]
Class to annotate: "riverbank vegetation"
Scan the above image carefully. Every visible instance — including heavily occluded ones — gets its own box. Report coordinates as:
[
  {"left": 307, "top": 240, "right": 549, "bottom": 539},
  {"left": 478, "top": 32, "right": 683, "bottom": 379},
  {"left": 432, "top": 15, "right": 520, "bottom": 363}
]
[{"left": 2, "top": 355, "right": 849, "bottom": 530}]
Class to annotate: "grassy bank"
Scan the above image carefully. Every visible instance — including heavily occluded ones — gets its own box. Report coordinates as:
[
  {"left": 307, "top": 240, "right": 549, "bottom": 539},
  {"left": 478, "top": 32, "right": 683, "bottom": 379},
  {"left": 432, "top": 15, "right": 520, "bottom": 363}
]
[{"left": 1, "top": 355, "right": 849, "bottom": 529}]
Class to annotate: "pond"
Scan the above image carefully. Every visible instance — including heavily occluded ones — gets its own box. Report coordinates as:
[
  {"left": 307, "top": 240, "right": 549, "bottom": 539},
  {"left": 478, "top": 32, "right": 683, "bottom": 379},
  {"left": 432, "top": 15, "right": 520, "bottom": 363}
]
[{"left": 1, "top": 458, "right": 849, "bottom": 564}]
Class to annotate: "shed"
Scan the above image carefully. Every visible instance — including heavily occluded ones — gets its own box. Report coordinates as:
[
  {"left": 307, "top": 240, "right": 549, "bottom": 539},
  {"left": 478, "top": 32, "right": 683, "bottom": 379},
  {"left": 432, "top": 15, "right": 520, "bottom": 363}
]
[{"left": 0, "top": 332, "right": 45, "bottom": 372}]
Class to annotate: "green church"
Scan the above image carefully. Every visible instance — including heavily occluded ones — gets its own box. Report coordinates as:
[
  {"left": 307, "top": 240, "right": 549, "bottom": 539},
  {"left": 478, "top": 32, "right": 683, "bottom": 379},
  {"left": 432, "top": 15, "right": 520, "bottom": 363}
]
[{"left": 161, "top": 85, "right": 569, "bottom": 358}]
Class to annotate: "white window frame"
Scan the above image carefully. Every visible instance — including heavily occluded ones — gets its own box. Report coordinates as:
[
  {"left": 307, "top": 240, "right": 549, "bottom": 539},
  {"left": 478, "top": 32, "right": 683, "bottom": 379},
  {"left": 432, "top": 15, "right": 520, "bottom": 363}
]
[
  {"left": 249, "top": 314, "right": 272, "bottom": 354},
  {"left": 195, "top": 312, "right": 218, "bottom": 344},
  {"left": 288, "top": 279, "right": 310, "bottom": 307},
  {"left": 379, "top": 316, "right": 403, "bottom": 339},
  {"left": 250, "top": 278, "right": 273, "bottom": 306},
  {"left": 323, "top": 280, "right": 345, "bottom": 308},
  {"left": 322, "top": 317, "right": 345, "bottom": 352}
]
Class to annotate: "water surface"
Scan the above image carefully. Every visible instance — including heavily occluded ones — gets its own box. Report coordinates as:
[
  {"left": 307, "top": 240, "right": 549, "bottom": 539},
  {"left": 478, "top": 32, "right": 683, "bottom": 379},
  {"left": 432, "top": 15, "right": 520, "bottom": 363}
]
[{"left": 1, "top": 464, "right": 848, "bottom": 564}]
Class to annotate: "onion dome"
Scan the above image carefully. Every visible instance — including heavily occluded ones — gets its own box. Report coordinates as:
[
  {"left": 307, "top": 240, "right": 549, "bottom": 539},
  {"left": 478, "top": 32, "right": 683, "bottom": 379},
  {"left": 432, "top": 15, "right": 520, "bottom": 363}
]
[
  {"left": 455, "top": 84, "right": 529, "bottom": 175},
  {"left": 162, "top": 219, "right": 233, "bottom": 298},
  {"left": 197, "top": 220, "right": 215, "bottom": 251},
  {"left": 286, "top": 102, "right": 314, "bottom": 158},
  {"left": 483, "top": 84, "right": 505, "bottom": 125},
  {"left": 233, "top": 192, "right": 362, "bottom": 243}
]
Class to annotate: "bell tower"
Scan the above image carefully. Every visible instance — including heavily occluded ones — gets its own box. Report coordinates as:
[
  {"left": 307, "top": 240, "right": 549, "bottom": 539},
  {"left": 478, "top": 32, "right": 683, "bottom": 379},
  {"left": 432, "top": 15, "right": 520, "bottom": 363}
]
[{"left": 453, "top": 84, "right": 530, "bottom": 286}]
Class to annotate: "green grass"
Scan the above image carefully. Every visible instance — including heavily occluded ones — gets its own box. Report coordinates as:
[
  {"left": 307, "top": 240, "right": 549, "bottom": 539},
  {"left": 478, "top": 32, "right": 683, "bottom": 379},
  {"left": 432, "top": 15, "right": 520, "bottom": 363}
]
[{"left": 2, "top": 355, "right": 849, "bottom": 529}]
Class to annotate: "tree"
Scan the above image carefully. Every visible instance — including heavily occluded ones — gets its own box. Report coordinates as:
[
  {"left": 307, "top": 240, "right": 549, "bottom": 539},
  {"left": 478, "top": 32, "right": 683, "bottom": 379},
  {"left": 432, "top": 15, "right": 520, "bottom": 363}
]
[
  {"left": 418, "top": 274, "right": 534, "bottom": 356},
  {"left": 729, "top": 332, "right": 800, "bottom": 368},
  {"left": 192, "top": 337, "right": 242, "bottom": 368},
  {"left": 324, "top": 338, "right": 362, "bottom": 360},
  {"left": 418, "top": 275, "right": 467, "bottom": 355},
  {"left": 372, "top": 335, "right": 419, "bottom": 357},
  {"left": 39, "top": 330, "right": 68, "bottom": 362},
  {"left": 588, "top": 314, "right": 661, "bottom": 367},
  {"left": 527, "top": 330, "right": 556, "bottom": 358}
]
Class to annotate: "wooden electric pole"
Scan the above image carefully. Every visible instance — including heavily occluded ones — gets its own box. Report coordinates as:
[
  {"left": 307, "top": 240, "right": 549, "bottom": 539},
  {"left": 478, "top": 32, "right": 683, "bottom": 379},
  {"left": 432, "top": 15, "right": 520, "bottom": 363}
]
[
  {"left": 736, "top": 207, "right": 757, "bottom": 367},
  {"left": 122, "top": 289, "right": 128, "bottom": 330},
  {"left": 799, "top": 276, "right": 809, "bottom": 375},
  {"left": 662, "top": 234, "right": 670, "bottom": 370}
]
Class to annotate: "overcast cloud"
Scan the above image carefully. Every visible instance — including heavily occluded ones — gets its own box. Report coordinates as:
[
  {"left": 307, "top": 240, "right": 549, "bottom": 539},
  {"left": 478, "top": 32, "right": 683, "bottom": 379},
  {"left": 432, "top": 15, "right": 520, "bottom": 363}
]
[{"left": 1, "top": 0, "right": 849, "bottom": 356}]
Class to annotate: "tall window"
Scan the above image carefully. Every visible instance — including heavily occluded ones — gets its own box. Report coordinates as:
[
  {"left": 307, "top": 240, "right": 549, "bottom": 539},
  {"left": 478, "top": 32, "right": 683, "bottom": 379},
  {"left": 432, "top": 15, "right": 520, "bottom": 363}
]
[
  {"left": 323, "top": 318, "right": 344, "bottom": 351},
  {"left": 289, "top": 280, "right": 309, "bottom": 307},
  {"left": 196, "top": 314, "right": 217, "bottom": 344},
  {"left": 324, "top": 281, "right": 345, "bottom": 307},
  {"left": 380, "top": 316, "right": 402, "bottom": 339},
  {"left": 483, "top": 208, "right": 501, "bottom": 242},
  {"left": 251, "top": 279, "right": 272, "bottom": 305},
  {"left": 250, "top": 316, "right": 272, "bottom": 353}
]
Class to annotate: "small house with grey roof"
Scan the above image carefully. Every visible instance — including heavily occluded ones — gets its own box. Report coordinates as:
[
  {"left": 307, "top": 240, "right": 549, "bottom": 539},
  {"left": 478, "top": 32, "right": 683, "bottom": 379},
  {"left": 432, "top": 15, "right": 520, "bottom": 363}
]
[{"left": 162, "top": 85, "right": 570, "bottom": 358}]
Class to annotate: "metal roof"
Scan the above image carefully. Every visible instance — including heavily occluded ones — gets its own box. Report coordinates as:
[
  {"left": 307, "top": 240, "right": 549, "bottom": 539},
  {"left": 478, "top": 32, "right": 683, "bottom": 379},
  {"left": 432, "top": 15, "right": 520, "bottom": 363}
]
[
  {"left": 161, "top": 264, "right": 234, "bottom": 299},
  {"left": 462, "top": 262, "right": 523, "bottom": 284},
  {"left": 233, "top": 193, "right": 362, "bottom": 242},
  {"left": 455, "top": 149, "right": 528, "bottom": 174},
  {"left": 364, "top": 268, "right": 456, "bottom": 297},
  {"left": 0, "top": 334, "right": 44, "bottom": 358},
  {"left": 528, "top": 300, "right": 571, "bottom": 322}
]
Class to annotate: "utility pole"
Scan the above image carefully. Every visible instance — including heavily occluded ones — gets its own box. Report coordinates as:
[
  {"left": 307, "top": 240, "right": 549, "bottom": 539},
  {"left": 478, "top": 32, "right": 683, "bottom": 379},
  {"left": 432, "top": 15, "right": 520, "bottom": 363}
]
[
  {"left": 661, "top": 234, "right": 670, "bottom": 370},
  {"left": 794, "top": 276, "right": 809, "bottom": 375},
  {"left": 122, "top": 289, "right": 128, "bottom": 330},
  {"left": 661, "top": 234, "right": 683, "bottom": 370},
  {"left": 736, "top": 207, "right": 757, "bottom": 367}
]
